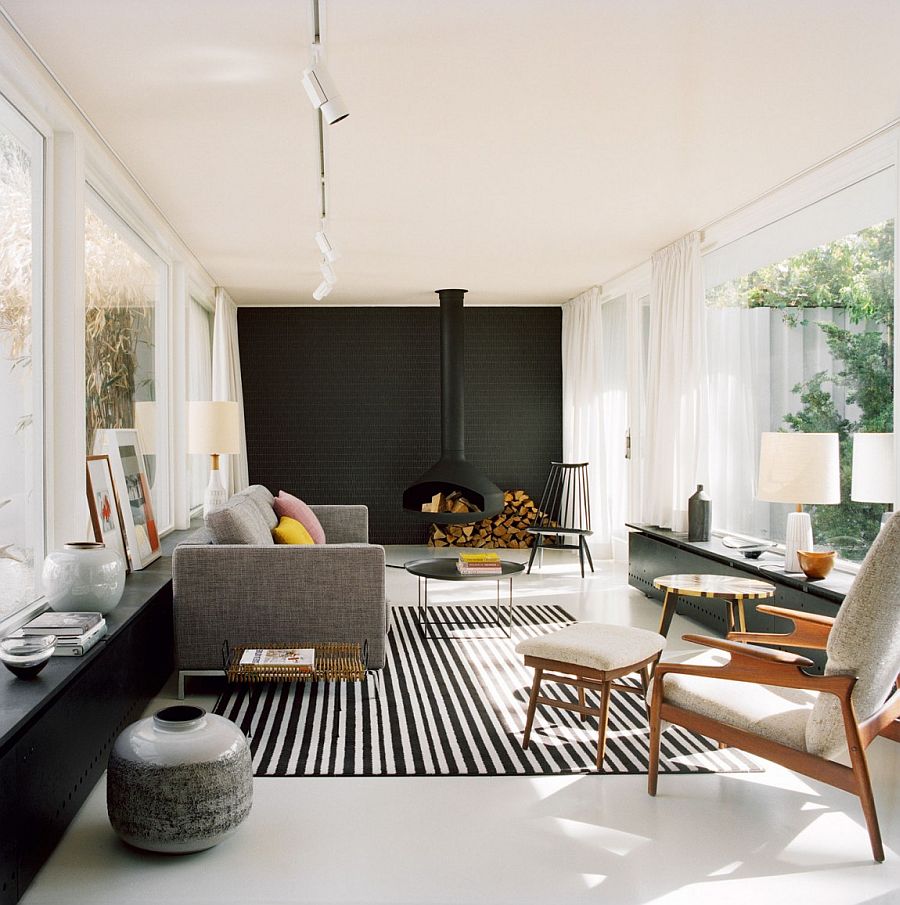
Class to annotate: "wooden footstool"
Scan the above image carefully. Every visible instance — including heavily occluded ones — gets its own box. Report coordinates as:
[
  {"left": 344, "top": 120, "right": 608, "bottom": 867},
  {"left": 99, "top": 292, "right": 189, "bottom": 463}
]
[{"left": 515, "top": 623, "right": 666, "bottom": 770}]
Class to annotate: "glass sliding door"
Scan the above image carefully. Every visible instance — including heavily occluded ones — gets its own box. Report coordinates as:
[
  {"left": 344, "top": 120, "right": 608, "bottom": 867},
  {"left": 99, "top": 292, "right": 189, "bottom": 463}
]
[
  {"left": 704, "top": 169, "right": 895, "bottom": 562},
  {"left": 188, "top": 296, "right": 214, "bottom": 511},
  {"left": 0, "top": 95, "right": 44, "bottom": 618},
  {"left": 84, "top": 187, "right": 170, "bottom": 530}
]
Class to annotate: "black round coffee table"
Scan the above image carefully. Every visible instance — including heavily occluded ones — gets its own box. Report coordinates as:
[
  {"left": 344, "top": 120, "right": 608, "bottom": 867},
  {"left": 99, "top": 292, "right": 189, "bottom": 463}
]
[{"left": 404, "top": 558, "right": 526, "bottom": 637}]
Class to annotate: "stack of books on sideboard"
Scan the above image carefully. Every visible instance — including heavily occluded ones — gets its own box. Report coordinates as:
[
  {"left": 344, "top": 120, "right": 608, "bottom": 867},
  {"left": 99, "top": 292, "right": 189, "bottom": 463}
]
[
  {"left": 17, "top": 612, "right": 108, "bottom": 656},
  {"left": 456, "top": 551, "right": 502, "bottom": 575}
]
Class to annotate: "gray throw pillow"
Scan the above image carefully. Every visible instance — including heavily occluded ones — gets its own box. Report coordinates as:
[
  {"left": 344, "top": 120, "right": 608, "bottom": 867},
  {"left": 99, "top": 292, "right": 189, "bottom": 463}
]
[{"left": 205, "top": 495, "right": 274, "bottom": 545}]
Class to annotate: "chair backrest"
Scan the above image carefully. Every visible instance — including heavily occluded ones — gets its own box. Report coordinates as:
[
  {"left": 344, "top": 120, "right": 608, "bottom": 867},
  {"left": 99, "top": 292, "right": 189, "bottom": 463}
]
[
  {"left": 806, "top": 512, "right": 900, "bottom": 758},
  {"left": 532, "top": 462, "right": 591, "bottom": 532}
]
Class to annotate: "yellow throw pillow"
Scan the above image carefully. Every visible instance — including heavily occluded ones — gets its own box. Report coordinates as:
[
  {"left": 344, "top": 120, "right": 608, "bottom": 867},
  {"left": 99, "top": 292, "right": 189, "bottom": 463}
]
[{"left": 272, "top": 515, "right": 315, "bottom": 545}]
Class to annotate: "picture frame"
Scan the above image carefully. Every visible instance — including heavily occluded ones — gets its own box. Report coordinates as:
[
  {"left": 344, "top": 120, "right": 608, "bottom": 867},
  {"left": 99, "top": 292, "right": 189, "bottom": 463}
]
[
  {"left": 86, "top": 454, "right": 130, "bottom": 574},
  {"left": 94, "top": 428, "right": 161, "bottom": 570}
]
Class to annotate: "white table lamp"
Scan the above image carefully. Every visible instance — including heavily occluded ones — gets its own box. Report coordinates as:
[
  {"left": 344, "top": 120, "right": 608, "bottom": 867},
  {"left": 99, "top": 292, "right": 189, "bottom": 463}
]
[
  {"left": 188, "top": 401, "right": 241, "bottom": 517},
  {"left": 757, "top": 432, "right": 840, "bottom": 573},
  {"left": 851, "top": 433, "right": 895, "bottom": 527}
]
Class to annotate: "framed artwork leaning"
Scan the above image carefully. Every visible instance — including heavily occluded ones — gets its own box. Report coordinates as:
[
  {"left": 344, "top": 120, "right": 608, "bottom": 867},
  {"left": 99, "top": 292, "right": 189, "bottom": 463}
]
[
  {"left": 94, "top": 429, "right": 161, "bottom": 570},
  {"left": 86, "top": 454, "right": 130, "bottom": 574}
]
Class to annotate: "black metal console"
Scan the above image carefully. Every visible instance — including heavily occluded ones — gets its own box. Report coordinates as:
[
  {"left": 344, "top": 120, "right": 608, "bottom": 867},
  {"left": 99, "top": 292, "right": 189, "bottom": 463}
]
[{"left": 0, "top": 558, "right": 174, "bottom": 904}]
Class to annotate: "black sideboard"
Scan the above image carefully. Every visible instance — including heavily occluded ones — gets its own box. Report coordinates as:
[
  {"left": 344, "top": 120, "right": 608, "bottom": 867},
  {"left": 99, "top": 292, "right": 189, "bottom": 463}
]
[
  {"left": 627, "top": 523, "right": 852, "bottom": 670},
  {"left": 0, "top": 557, "right": 174, "bottom": 904}
]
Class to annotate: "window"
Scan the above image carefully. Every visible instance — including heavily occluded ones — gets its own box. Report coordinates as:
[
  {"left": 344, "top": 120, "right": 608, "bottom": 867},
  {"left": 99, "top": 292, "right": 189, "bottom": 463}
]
[
  {"left": 84, "top": 188, "right": 170, "bottom": 529},
  {"left": 0, "top": 97, "right": 44, "bottom": 619},
  {"left": 705, "top": 177, "right": 894, "bottom": 562},
  {"left": 188, "top": 296, "right": 214, "bottom": 511}
]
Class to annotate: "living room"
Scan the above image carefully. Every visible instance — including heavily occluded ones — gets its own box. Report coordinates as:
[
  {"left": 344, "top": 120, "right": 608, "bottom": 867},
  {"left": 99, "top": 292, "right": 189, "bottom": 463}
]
[{"left": 0, "top": 2, "right": 899, "bottom": 904}]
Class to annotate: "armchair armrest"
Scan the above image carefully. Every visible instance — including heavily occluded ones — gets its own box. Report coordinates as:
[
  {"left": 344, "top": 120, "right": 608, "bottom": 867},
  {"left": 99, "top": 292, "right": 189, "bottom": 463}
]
[
  {"left": 173, "top": 542, "right": 387, "bottom": 671},
  {"left": 726, "top": 604, "right": 834, "bottom": 650},
  {"left": 681, "top": 634, "right": 814, "bottom": 667},
  {"left": 310, "top": 505, "right": 368, "bottom": 544},
  {"left": 654, "top": 634, "right": 852, "bottom": 696}
]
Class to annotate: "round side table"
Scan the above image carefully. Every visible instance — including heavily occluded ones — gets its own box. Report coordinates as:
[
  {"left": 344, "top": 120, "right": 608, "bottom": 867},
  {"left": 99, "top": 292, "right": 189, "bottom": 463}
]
[{"left": 652, "top": 573, "right": 776, "bottom": 638}]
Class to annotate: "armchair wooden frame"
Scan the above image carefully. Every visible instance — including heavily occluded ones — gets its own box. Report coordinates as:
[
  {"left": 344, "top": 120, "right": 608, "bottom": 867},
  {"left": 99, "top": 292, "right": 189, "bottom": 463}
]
[{"left": 648, "top": 606, "right": 900, "bottom": 862}]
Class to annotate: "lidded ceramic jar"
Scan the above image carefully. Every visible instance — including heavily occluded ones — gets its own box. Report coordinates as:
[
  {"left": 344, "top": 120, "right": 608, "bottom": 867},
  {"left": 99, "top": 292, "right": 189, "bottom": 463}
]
[
  {"left": 107, "top": 705, "right": 253, "bottom": 853},
  {"left": 41, "top": 541, "right": 125, "bottom": 614}
]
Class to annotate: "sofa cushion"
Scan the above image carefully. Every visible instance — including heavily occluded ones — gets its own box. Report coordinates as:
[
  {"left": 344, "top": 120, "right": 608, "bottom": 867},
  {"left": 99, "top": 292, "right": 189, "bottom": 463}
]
[
  {"left": 272, "top": 516, "right": 315, "bottom": 545},
  {"left": 237, "top": 484, "right": 277, "bottom": 530},
  {"left": 206, "top": 493, "right": 274, "bottom": 545},
  {"left": 274, "top": 491, "right": 326, "bottom": 544}
]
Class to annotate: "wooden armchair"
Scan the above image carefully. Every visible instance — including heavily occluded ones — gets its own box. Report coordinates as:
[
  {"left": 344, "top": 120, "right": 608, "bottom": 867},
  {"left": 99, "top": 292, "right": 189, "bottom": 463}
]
[{"left": 647, "top": 514, "right": 900, "bottom": 862}]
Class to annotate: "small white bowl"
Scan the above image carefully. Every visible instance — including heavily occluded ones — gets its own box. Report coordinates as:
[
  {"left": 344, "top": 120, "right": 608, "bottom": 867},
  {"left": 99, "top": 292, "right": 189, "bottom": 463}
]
[{"left": 0, "top": 634, "right": 57, "bottom": 679}]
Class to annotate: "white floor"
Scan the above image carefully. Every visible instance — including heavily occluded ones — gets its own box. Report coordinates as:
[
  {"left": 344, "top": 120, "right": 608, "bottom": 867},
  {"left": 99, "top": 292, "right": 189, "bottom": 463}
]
[{"left": 20, "top": 548, "right": 900, "bottom": 905}]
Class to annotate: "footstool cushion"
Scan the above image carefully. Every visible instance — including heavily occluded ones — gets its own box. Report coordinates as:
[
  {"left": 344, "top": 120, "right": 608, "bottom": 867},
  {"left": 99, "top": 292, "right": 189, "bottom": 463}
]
[{"left": 515, "top": 623, "right": 666, "bottom": 672}]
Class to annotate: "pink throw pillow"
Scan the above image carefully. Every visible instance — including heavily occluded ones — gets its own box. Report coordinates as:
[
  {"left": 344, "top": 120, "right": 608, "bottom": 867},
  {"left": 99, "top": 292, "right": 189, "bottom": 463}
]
[{"left": 273, "top": 492, "right": 326, "bottom": 544}]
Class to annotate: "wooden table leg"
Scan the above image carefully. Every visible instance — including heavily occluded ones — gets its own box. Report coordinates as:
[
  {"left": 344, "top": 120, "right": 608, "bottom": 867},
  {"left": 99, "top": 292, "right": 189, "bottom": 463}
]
[
  {"left": 737, "top": 599, "right": 747, "bottom": 633},
  {"left": 658, "top": 589, "right": 678, "bottom": 637}
]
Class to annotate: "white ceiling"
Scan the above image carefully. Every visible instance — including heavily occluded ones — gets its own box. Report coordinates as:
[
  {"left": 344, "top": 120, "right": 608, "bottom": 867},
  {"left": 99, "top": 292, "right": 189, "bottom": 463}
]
[{"left": 3, "top": 0, "right": 900, "bottom": 306}]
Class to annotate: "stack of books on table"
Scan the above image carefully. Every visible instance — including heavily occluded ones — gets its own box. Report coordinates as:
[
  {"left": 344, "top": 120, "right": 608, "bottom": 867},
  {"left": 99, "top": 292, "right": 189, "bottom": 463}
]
[
  {"left": 19, "top": 611, "right": 108, "bottom": 657},
  {"left": 456, "top": 551, "right": 502, "bottom": 575}
]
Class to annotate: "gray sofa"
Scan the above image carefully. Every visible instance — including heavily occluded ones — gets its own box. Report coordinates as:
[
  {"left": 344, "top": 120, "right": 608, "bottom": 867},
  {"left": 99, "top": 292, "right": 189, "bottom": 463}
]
[{"left": 172, "top": 485, "right": 387, "bottom": 696}]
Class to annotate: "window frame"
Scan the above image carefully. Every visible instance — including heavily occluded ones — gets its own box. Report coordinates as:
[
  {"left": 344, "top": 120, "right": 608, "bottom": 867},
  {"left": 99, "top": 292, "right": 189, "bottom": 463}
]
[
  {"left": 0, "top": 91, "right": 46, "bottom": 629},
  {"left": 83, "top": 182, "right": 172, "bottom": 533}
]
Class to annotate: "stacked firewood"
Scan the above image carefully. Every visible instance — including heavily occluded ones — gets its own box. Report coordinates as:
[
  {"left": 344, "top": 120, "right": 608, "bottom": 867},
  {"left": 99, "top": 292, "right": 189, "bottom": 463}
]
[{"left": 429, "top": 490, "right": 551, "bottom": 548}]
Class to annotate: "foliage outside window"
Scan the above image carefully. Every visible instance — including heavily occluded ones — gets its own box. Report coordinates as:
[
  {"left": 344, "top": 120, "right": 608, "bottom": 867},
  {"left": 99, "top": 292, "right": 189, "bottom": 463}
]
[
  {"left": 85, "top": 193, "right": 167, "bottom": 525},
  {"left": 707, "top": 220, "right": 894, "bottom": 561},
  {"left": 0, "top": 114, "right": 41, "bottom": 618}
]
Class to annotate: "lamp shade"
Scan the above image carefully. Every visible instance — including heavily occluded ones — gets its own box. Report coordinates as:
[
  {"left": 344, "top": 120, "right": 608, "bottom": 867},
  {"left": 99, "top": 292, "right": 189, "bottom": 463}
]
[
  {"left": 851, "top": 433, "right": 895, "bottom": 504},
  {"left": 757, "top": 432, "right": 840, "bottom": 505},
  {"left": 188, "top": 401, "right": 240, "bottom": 455}
]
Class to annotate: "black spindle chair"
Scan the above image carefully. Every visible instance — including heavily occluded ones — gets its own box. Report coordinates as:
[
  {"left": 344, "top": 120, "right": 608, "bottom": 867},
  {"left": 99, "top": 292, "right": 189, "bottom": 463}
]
[{"left": 527, "top": 462, "right": 594, "bottom": 577}]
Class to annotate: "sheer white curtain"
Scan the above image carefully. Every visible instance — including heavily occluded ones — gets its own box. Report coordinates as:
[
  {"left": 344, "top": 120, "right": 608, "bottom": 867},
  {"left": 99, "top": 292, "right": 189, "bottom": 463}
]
[
  {"left": 562, "top": 288, "right": 628, "bottom": 557},
  {"left": 211, "top": 287, "right": 249, "bottom": 495},
  {"left": 642, "top": 232, "right": 709, "bottom": 531}
]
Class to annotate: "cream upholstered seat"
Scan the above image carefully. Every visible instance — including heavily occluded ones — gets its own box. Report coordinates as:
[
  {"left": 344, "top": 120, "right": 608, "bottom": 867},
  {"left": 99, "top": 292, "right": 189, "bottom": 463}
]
[
  {"left": 516, "top": 623, "right": 666, "bottom": 672},
  {"left": 516, "top": 622, "right": 666, "bottom": 770},
  {"left": 649, "top": 512, "right": 900, "bottom": 862},
  {"left": 658, "top": 650, "right": 814, "bottom": 754}
]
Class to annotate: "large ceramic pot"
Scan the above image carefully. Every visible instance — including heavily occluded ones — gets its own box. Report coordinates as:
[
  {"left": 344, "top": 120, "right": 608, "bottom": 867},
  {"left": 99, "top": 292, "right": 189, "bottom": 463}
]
[
  {"left": 107, "top": 705, "right": 253, "bottom": 853},
  {"left": 41, "top": 542, "right": 125, "bottom": 614}
]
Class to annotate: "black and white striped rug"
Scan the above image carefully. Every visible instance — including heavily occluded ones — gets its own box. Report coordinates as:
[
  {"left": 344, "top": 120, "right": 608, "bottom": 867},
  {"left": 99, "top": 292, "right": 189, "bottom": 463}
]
[{"left": 213, "top": 605, "right": 760, "bottom": 777}]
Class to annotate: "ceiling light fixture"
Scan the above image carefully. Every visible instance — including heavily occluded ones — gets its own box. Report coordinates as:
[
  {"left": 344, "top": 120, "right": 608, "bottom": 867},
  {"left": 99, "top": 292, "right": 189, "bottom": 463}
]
[
  {"left": 302, "top": 60, "right": 348, "bottom": 125},
  {"left": 314, "top": 227, "right": 338, "bottom": 263},
  {"left": 312, "top": 280, "right": 333, "bottom": 301},
  {"left": 306, "top": 0, "right": 346, "bottom": 302},
  {"left": 320, "top": 260, "right": 337, "bottom": 285}
]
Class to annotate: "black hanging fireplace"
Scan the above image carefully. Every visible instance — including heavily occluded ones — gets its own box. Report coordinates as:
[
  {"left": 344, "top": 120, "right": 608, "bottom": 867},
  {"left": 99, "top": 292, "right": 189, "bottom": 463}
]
[{"left": 402, "top": 289, "right": 504, "bottom": 524}]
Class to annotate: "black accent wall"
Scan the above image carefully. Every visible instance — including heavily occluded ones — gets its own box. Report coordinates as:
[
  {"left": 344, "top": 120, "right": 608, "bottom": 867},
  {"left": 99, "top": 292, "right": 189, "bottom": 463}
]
[{"left": 238, "top": 306, "right": 562, "bottom": 544}]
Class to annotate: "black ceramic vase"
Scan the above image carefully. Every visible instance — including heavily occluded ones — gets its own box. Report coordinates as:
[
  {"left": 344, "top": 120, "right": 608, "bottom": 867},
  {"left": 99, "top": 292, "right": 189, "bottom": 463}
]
[{"left": 688, "top": 484, "right": 711, "bottom": 542}]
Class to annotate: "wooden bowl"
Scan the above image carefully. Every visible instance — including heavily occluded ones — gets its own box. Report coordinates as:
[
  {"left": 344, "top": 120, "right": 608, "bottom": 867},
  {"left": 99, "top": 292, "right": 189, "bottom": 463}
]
[{"left": 797, "top": 550, "right": 836, "bottom": 580}]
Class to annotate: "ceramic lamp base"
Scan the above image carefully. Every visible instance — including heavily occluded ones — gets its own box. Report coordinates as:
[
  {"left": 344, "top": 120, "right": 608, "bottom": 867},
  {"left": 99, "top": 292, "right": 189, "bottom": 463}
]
[
  {"left": 203, "top": 467, "right": 228, "bottom": 518},
  {"left": 784, "top": 510, "right": 813, "bottom": 573}
]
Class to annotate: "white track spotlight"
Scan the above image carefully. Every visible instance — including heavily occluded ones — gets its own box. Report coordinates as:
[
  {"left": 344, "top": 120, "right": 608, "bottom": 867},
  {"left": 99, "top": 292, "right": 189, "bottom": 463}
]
[
  {"left": 302, "top": 63, "right": 349, "bottom": 125},
  {"left": 314, "top": 229, "right": 339, "bottom": 263},
  {"left": 312, "top": 280, "right": 333, "bottom": 301},
  {"left": 320, "top": 260, "right": 337, "bottom": 285}
]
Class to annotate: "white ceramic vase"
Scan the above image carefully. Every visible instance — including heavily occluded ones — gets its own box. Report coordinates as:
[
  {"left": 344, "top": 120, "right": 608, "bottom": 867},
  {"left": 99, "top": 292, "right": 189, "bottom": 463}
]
[
  {"left": 107, "top": 705, "right": 253, "bottom": 853},
  {"left": 41, "top": 541, "right": 126, "bottom": 614}
]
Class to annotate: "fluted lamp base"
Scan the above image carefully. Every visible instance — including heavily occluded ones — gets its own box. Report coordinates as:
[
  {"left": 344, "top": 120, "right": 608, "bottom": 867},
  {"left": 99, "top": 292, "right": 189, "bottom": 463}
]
[
  {"left": 203, "top": 455, "right": 228, "bottom": 518},
  {"left": 784, "top": 510, "right": 813, "bottom": 573}
]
